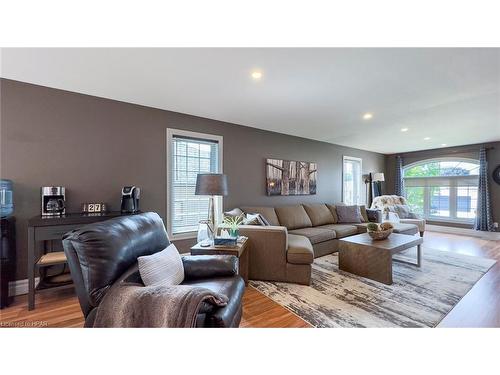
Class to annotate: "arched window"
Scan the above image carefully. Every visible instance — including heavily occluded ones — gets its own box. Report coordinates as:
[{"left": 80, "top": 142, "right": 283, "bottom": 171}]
[{"left": 403, "top": 158, "right": 479, "bottom": 223}]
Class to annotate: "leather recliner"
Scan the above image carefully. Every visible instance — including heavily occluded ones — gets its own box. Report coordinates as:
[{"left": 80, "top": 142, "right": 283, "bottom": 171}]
[{"left": 62, "top": 212, "right": 245, "bottom": 328}]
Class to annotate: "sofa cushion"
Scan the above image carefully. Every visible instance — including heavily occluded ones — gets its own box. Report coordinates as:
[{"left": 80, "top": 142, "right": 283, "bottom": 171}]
[
  {"left": 392, "top": 222, "right": 419, "bottom": 235},
  {"left": 316, "top": 224, "right": 358, "bottom": 238},
  {"left": 336, "top": 205, "right": 362, "bottom": 223},
  {"left": 275, "top": 205, "right": 313, "bottom": 230},
  {"left": 354, "top": 222, "right": 370, "bottom": 234},
  {"left": 288, "top": 227, "right": 336, "bottom": 244},
  {"left": 399, "top": 219, "right": 425, "bottom": 233},
  {"left": 325, "top": 204, "right": 339, "bottom": 223},
  {"left": 241, "top": 206, "right": 280, "bottom": 226},
  {"left": 302, "top": 204, "right": 335, "bottom": 226},
  {"left": 287, "top": 234, "right": 314, "bottom": 264}
]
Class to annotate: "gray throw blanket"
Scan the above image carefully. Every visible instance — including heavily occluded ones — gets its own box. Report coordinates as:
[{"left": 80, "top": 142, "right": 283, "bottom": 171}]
[{"left": 93, "top": 282, "right": 229, "bottom": 328}]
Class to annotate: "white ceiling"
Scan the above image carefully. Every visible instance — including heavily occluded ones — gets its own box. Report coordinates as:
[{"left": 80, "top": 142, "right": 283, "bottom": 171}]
[{"left": 1, "top": 48, "right": 499, "bottom": 154}]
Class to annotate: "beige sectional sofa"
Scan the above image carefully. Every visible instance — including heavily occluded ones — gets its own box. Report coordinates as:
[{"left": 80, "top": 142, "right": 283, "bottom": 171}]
[{"left": 230, "top": 203, "right": 419, "bottom": 286}]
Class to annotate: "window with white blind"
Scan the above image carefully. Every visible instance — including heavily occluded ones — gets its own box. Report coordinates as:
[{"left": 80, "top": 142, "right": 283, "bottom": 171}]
[{"left": 166, "top": 129, "right": 223, "bottom": 239}]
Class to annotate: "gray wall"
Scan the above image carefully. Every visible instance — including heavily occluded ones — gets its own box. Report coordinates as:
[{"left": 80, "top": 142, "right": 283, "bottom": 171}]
[
  {"left": 385, "top": 142, "right": 500, "bottom": 228},
  {"left": 0, "top": 79, "right": 386, "bottom": 279}
]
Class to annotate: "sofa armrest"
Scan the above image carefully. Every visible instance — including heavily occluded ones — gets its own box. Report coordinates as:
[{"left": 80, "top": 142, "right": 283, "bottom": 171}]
[
  {"left": 182, "top": 255, "right": 239, "bottom": 281},
  {"left": 237, "top": 225, "right": 289, "bottom": 281},
  {"left": 366, "top": 209, "right": 382, "bottom": 223}
]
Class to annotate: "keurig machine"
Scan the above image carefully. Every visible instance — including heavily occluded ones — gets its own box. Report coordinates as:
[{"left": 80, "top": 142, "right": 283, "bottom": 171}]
[
  {"left": 41, "top": 186, "right": 66, "bottom": 216},
  {"left": 121, "top": 186, "right": 140, "bottom": 213}
]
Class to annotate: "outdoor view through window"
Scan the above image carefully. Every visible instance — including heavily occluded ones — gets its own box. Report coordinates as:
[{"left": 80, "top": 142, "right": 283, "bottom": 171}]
[{"left": 403, "top": 159, "right": 479, "bottom": 223}]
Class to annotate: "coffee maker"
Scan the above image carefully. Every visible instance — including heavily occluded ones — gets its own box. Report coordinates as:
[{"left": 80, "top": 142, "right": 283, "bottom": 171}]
[
  {"left": 121, "top": 186, "right": 140, "bottom": 213},
  {"left": 41, "top": 186, "right": 66, "bottom": 216}
]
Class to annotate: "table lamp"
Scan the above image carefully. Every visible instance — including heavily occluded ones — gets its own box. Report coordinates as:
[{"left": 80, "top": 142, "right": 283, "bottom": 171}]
[{"left": 195, "top": 173, "right": 228, "bottom": 244}]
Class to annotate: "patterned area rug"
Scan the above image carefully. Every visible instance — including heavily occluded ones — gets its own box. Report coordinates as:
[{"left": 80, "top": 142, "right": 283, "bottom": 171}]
[{"left": 250, "top": 248, "right": 496, "bottom": 327}]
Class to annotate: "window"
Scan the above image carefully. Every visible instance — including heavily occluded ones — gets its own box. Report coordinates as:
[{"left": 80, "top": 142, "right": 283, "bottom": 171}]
[
  {"left": 343, "top": 156, "right": 363, "bottom": 205},
  {"left": 167, "top": 129, "right": 223, "bottom": 239},
  {"left": 403, "top": 158, "right": 479, "bottom": 223}
]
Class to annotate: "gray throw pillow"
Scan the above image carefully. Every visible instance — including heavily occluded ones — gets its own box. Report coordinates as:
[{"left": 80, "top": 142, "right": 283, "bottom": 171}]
[
  {"left": 243, "top": 213, "right": 270, "bottom": 226},
  {"left": 389, "top": 204, "right": 411, "bottom": 219},
  {"left": 336, "top": 205, "right": 362, "bottom": 223},
  {"left": 224, "top": 207, "right": 244, "bottom": 218},
  {"left": 138, "top": 243, "right": 184, "bottom": 286}
]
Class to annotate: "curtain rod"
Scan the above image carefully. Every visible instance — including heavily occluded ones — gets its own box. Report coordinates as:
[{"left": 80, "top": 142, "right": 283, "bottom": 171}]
[{"left": 396, "top": 145, "right": 495, "bottom": 158}]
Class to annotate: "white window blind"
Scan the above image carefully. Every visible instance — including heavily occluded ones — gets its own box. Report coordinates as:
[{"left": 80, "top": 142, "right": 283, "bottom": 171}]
[{"left": 170, "top": 134, "right": 220, "bottom": 235}]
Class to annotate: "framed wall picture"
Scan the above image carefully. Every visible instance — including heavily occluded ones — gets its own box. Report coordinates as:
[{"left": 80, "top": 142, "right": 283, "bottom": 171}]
[{"left": 266, "top": 158, "right": 317, "bottom": 196}]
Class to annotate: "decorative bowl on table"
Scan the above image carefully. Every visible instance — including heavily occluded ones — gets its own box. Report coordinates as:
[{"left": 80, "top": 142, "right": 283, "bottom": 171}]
[
  {"left": 368, "top": 228, "right": 393, "bottom": 240},
  {"left": 367, "top": 222, "right": 393, "bottom": 240}
]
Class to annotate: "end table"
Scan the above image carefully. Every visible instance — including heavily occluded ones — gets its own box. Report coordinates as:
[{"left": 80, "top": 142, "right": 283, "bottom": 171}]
[{"left": 190, "top": 237, "right": 249, "bottom": 285}]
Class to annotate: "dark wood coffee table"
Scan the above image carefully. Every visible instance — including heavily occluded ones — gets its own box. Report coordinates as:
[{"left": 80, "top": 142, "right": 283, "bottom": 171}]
[
  {"left": 338, "top": 233, "right": 423, "bottom": 285},
  {"left": 190, "top": 237, "right": 249, "bottom": 285}
]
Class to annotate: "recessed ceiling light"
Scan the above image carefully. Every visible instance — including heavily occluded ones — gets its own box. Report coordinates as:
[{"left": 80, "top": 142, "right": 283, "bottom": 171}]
[
  {"left": 362, "top": 113, "right": 373, "bottom": 120},
  {"left": 401, "top": 128, "right": 409, "bottom": 132},
  {"left": 251, "top": 71, "right": 262, "bottom": 80},
  {"left": 441, "top": 143, "right": 447, "bottom": 147},
  {"left": 424, "top": 137, "right": 431, "bottom": 140}
]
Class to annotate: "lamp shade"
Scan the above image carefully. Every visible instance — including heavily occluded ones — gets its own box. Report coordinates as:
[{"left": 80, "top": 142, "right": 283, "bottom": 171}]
[
  {"left": 195, "top": 173, "right": 228, "bottom": 196},
  {"left": 373, "top": 172, "right": 385, "bottom": 182}
]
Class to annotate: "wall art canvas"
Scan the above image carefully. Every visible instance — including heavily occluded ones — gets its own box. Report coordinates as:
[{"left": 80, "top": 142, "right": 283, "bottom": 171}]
[{"left": 266, "top": 159, "right": 317, "bottom": 196}]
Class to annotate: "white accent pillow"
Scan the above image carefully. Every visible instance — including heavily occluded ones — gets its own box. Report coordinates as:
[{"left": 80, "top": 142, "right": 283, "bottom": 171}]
[{"left": 138, "top": 243, "right": 184, "bottom": 286}]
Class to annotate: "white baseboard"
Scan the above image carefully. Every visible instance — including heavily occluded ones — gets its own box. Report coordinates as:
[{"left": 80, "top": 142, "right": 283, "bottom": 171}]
[
  {"left": 8, "top": 278, "right": 40, "bottom": 297},
  {"left": 426, "top": 224, "right": 500, "bottom": 240}
]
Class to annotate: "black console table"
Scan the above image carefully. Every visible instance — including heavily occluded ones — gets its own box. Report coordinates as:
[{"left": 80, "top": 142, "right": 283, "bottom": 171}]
[{"left": 27, "top": 212, "right": 138, "bottom": 310}]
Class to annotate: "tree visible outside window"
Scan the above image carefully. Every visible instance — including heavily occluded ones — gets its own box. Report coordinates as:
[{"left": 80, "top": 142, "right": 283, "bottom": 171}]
[{"left": 403, "top": 159, "right": 479, "bottom": 222}]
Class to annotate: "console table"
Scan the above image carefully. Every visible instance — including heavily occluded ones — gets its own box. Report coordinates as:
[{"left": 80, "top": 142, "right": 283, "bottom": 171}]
[{"left": 27, "top": 212, "right": 138, "bottom": 310}]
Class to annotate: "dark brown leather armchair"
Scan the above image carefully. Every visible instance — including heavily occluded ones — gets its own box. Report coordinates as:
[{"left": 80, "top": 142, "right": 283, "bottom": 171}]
[{"left": 62, "top": 212, "right": 245, "bottom": 328}]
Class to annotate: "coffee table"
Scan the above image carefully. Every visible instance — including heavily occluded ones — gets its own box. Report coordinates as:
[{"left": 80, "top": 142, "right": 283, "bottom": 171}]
[{"left": 338, "top": 233, "right": 423, "bottom": 285}]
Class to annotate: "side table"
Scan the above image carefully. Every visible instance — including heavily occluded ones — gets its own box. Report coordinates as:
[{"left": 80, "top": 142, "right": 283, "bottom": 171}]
[{"left": 190, "top": 237, "right": 249, "bottom": 285}]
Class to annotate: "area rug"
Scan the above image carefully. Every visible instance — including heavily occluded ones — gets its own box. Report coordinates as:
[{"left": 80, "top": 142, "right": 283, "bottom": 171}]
[{"left": 250, "top": 248, "right": 496, "bottom": 327}]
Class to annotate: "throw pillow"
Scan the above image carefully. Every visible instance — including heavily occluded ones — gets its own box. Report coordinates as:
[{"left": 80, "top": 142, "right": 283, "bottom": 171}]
[
  {"left": 336, "top": 205, "right": 362, "bottom": 223},
  {"left": 389, "top": 204, "right": 411, "bottom": 219},
  {"left": 224, "top": 207, "right": 244, "bottom": 218},
  {"left": 359, "top": 205, "right": 369, "bottom": 222},
  {"left": 138, "top": 243, "right": 184, "bottom": 286},
  {"left": 243, "top": 213, "right": 270, "bottom": 226}
]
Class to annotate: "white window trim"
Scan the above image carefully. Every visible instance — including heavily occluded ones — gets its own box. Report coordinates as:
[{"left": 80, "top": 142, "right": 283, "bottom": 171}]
[
  {"left": 342, "top": 156, "right": 363, "bottom": 205},
  {"left": 166, "top": 128, "right": 224, "bottom": 241},
  {"left": 403, "top": 157, "right": 479, "bottom": 224}
]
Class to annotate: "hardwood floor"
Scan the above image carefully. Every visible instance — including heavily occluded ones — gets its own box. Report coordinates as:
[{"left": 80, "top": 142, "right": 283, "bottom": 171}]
[{"left": 1, "top": 231, "right": 498, "bottom": 328}]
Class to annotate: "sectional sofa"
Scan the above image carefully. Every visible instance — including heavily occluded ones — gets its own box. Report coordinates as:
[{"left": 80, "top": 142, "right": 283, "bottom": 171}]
[{"left": 229, "top": 203, "right": 420, "bottom": 285}]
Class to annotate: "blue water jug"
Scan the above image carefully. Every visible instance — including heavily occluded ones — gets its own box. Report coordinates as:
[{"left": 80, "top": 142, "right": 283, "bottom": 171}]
[{"left": 0, "top": 179, "right": 14, "bottom": 217}]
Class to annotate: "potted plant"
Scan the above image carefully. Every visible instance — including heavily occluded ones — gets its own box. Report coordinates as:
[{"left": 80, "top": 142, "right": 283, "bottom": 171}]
[{"left": 222, "top": 215, "right": 244, "bottom": 238}]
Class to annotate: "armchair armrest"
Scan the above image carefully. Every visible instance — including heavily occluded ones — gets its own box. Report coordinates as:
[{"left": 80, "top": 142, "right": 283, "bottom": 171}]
[
  {"left": 366, "top": 209, "right": 382, "bottom": 223},
  {"left": 182, "top": 255, "right": 239, "bottom": 281}
]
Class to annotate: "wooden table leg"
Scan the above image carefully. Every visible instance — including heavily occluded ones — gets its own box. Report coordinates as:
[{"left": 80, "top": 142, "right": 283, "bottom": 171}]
[
  {"left": 339, "top": 244, "right": 393, "bottom": 285},
  {"left": 28, "top": 227, "right": 35, "bottom": 310},
  {"left": 417, "top": 244, "right": 422, "bottom": 268},
  {"left": 240, "top": 246, "right": 249, "bottom": 285}
]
